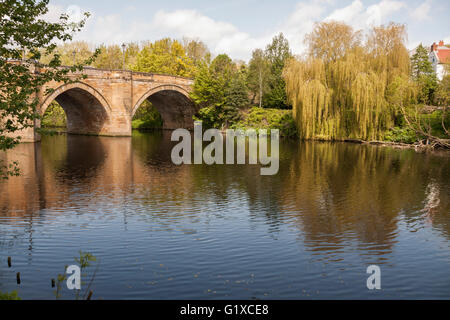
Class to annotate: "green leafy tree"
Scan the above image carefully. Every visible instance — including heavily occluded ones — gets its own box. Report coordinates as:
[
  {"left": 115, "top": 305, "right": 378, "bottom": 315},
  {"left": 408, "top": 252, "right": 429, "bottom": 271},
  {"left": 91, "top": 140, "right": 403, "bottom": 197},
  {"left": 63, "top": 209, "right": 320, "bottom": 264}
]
[
  {"left": 41, "top": 101, "right": 67, "bottom": 128},
  {"left": 226, "top": 70, "right": 249, "bottom": 109},
  {"left": 0, "top": 0, "right": 96, "bottom": 178},
  {"left": 124, "top": 42, "right": 140, "bottom": 70},
  {"left": 411, "top": 44, "right": 438, "bottom": 104},
  {"left": 263, "top": 33, "right": 292, "bottom": 109},
  {"left": 182, "top": 37, "right": 210, "bottom": 66},
  {"left": 435, "top": 75, "right": 450, "bottom": 107},
  {"left": 247, "top": 49, "right": 270, "bottom": 107},
  {"left": 191, "top": 54, "right": 235, "bottom": 108},
  {"left": 40, "top": 41, "right": 94, "bottom": 66},
  {"left": 133, "top": 38, "right": 195, "bottom": 77},
  {"left": 93, "top": 44, "right": 123, "bottom": 69},
  {"left": 191, "top": 54, "right": 248, "bottom": 128}
]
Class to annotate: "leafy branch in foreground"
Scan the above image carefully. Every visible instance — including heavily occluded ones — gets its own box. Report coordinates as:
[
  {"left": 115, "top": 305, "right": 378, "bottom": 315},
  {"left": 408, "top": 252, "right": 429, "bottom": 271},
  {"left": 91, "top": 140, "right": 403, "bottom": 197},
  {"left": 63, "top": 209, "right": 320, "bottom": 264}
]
[
  {"left": 54, "top": 251, "right": 98, "bottom": 300},
  {"left": 0, "top": 290, "right": 21, "bottom": 300},
  {"left": 0, "top": 0, "right": 98, "bottom": 178}
]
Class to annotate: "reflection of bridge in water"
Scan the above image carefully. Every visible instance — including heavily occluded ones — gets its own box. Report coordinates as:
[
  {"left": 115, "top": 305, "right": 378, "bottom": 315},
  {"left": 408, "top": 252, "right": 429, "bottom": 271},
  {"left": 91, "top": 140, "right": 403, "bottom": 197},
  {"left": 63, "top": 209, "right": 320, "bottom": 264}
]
[{"left": 14, "top": 66, "right": 196, "bottom": 142}]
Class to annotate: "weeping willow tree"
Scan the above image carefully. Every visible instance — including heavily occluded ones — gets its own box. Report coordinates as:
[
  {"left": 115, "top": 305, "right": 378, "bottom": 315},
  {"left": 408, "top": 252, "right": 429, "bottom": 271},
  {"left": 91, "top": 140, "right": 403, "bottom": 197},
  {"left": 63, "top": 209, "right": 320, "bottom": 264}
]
[{"left": 285, "top": 22, "right": 413, "bottom": 141}]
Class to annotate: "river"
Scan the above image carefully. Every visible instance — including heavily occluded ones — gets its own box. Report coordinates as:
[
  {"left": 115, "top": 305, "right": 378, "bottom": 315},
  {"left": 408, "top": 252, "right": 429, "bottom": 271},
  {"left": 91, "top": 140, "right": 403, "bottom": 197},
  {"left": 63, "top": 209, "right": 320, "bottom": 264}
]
[{"left": 0, "top": 131, "right": 449, "bottom": 299}]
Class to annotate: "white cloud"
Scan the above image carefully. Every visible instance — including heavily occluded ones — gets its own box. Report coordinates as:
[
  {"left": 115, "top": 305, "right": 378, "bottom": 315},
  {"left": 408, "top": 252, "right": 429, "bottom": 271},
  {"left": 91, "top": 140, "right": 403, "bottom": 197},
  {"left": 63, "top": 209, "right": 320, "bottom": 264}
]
[
  {"left": 365, "top": 0, "right": 405, "bottom": 26},
  {"left": 325, "top": 0, "right": 405, "bottom": 30},
  {"left": 410, "top": 0, "right": 432, "bottom": 21},
  {"left": 151, "top": 9, "right": 270, "bottom": 60},
  {"left": 326, "top": 0, "right": 364, "bottom": 22}
]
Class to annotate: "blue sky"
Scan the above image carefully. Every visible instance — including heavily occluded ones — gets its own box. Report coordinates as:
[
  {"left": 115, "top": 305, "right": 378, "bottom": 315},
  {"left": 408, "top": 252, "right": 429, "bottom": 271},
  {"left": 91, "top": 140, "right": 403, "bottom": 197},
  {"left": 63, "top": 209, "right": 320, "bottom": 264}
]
[{"left": 45, "top": 0, "right": 450, "bottom": 61}]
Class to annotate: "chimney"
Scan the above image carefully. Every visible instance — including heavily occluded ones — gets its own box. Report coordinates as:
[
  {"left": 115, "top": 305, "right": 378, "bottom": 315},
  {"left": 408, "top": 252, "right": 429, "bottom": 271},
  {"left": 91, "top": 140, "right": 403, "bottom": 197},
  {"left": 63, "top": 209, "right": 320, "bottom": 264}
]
[
  {"left": 431, "top": 42, "right": 438, "bottom": 52},
  {"left": 439, "top": 40, "right": 444, "bottom": 46}
]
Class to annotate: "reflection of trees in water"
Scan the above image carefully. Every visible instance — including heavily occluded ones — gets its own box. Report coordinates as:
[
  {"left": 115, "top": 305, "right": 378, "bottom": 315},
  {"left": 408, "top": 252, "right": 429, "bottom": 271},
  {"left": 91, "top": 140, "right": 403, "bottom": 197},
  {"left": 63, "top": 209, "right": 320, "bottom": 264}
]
[
  {"left": 41, "top": 135, "right": 106, "bottom": 181},
  {"left": 131, "top": 130, "right": 167, "bottom": 165},
  {"left": 0, "top": 143, "right": 41, "bottom": 216},
  {"left": 1, "top": 132, "right": 449, "bottom": 258},
  {"left": 130, "top": 132, "right": 450, "bottom": 247},
  {"left": 130, "top": 132, "right": 285, "bottom": 232},
  {"left": 279, "top": 142, "right": 450, "bottom": 256},
  {"left": 0, "top": 135, "right": 132, "bottom": 220}
]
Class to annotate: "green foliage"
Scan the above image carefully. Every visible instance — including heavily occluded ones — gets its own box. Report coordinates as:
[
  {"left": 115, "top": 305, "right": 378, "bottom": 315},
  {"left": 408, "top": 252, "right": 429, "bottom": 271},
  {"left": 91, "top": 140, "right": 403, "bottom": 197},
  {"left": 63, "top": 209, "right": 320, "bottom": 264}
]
[
  {"left": 191, "top": 54, "right": 248, "bottom": 128},
  {"left": 182, "top": 38, "right": 210, "bottom": 66},
  {"left": 247, "top": 49, "right": 270, "bottom": 106},
  {"left": 41, "top": 101, "right": 67, "bottom": 128},
  {"left": 435, "top": 75, "right": 450, "bottom": 106},
  {"left": 195, "top": 106, "right": 222, "bottom": 129},
  {"left": 418, "top": 110, "right": 450, "bottom": 138},
  {"left": 132, "top": 101, "right": 163, "bottom": 130},
  {"left": 0, "top": 0, "right": 96, "bottom": 178},
  {"left": 263, "top": 33, "right": 292, "bottom": 109},
  {"left": 40, "top": 41, "right": 93, "bottom": 66},
  {"left": 123, "top": 42, "right": 140, "bottom": 70},
  {"left": 76, "top": 250, "right": 96, "bottom": 269},
  {"left": 233, "top": 107, "right": 298, "bottom": 138},
  {"left": 132, "top": 38, "right": 195, "bottom": 77},
  {"left": 0, "top": 160, "right": 20, "bottom": 180},
  {"left": 93, "top": 44, "right": 123, "bottom": 69},
  {"left": 195, "top": 105, "right": 241, "bottom": 129},
  {"left": 384, "top": 127, "right": 417, "bottom": 144},
  {"left": 0, "top": 290, "right": 21, "bottom": 300},
  {"left": 246, "top": 34, "right": 292, "bottom": 109},
  {"left": 54, "top": 268, "right": 68, "bottom": 300},
  {"left": 54, "top": 251, "right": 98, "bottom": 300},
  {"left": 263, "top": 80, "right": 289, "bottom": 109},
  {"left": 285, "top": 22, "right": 412, "bottom": 141},
  {"left": 411, "top": 44, "right": 438, "bottom": 104},
  {"left": 225, "top": 71, "right": 250, "bottom": 109},
  {"left": 40, "top": 41, "right": 140, "bottom": 70},
  {"left": 385, "top": 109, "right": 449, "bottom": 143},
  {"left": 190, "top": 56, "right": 231, "bottom": 107}
]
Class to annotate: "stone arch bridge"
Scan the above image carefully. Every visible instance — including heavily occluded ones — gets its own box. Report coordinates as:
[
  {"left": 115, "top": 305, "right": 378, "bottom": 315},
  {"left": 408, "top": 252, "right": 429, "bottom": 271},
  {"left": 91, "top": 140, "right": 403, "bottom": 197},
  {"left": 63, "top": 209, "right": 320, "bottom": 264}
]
[{"left": 19, "top": 67, "right": 195, "bottom": 142}]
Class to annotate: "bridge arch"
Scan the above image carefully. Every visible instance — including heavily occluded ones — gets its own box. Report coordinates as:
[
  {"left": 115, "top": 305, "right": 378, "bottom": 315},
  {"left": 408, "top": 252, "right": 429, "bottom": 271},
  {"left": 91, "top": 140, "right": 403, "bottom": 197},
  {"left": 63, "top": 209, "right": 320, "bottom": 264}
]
[
  {"left": 132, "top": 85, "right": 196, "bottom": 130},
  {"left": 41, "top": 82, "right": 112, "bottom": 135}
]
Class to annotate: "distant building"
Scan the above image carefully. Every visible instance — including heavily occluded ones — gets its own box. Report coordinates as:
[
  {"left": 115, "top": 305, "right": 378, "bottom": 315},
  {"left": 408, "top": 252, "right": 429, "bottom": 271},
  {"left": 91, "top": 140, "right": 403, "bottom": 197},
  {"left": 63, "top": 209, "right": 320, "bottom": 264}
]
[{"left": 429, "top": 40, "right": 450, "bottom": 81}]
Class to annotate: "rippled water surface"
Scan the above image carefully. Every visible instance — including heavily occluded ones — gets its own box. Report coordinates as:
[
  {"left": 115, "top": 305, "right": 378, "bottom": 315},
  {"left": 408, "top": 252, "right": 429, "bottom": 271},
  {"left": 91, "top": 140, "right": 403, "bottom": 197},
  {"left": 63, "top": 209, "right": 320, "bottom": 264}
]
[{"left": 0, "top": 131, "right": 449, "bottom": 299}]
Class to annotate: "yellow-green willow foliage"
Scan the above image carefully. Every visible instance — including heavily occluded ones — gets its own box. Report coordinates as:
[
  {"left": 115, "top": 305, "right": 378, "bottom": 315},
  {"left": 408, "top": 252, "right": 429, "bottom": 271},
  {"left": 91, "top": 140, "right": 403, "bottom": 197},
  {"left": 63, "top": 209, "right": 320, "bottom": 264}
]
[{"left": 285, "top": 22, "right": 413, "bottom": 141}]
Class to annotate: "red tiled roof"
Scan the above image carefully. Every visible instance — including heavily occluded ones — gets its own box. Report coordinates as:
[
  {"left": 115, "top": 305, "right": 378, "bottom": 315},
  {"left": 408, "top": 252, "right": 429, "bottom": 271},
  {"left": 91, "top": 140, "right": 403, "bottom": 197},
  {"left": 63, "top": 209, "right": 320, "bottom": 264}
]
[{"left": 437, "top": 48, "right": 450, "bottom": 64}]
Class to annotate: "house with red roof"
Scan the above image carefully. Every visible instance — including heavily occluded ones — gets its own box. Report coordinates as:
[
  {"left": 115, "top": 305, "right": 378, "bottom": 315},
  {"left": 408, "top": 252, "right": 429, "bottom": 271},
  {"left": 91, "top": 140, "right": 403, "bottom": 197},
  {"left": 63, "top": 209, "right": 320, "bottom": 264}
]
[{"left": 429, "top": 40, "right": 450, "bottom": 80}]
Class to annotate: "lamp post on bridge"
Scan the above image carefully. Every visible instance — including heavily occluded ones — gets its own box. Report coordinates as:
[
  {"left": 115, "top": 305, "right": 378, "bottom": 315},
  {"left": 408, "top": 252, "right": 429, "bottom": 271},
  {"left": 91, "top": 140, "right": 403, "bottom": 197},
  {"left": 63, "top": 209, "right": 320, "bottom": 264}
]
[
  {"left": 72, "top": 50, "right": 76, "bottom": 66},
  {"left": 121, "top": 43, "right": 126, "bottom": 70}
]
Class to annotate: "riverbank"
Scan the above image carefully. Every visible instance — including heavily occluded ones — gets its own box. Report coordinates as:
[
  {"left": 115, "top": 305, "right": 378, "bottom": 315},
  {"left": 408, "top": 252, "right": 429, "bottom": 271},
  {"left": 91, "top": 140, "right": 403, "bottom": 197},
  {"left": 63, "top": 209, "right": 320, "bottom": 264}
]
[
  {"left": 43, "top": 103, "right": 449, "bottom": 150},
  {"left": 343, "top": 139, "right": 450, "bottom": 151}
]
